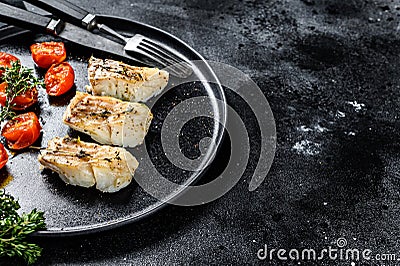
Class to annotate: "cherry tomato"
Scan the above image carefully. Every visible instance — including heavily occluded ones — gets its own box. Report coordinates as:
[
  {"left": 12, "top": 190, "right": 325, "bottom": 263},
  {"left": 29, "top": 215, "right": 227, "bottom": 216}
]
[
  {"left": 0, "top": 143, "right": 8, "bottom": 170},
  {"left": 45, "top": 62, "right": 74, "bottom": 96},
  {"left": 0, "top": 52, "right": 19, "bottom": 76},
  {"left": 2, "top": 112, "right": 41, "bottom": 150},
  {"left": 0, "top": 82, "right": 38, "bottom": 110},
  {"left": 30, "top": 42, "right": 66, "bottom": 68}
]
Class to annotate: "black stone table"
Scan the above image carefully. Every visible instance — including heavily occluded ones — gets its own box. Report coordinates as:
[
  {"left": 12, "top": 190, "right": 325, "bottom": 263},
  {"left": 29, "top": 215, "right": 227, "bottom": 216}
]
[{"left": 2, "top": 0, "right": 400, "bottom": 265}]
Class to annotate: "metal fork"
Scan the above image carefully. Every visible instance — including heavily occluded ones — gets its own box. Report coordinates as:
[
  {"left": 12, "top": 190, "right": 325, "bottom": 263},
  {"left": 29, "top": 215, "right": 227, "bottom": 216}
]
[
  {"left": 25, "top": 0, "right": 193, "bottom": 78},
  {"left": 96, "top": 24, "right": 193, "bottom": 78}
]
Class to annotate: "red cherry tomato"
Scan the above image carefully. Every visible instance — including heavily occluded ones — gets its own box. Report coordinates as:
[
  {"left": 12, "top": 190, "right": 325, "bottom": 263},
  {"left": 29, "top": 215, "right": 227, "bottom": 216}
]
[
  {"left": 45, "top": 62, "right": 75, "bottom": 96},
  {"left": 0, "top": 82, "right": 38, "bottom": 110},
  {"left": 0, "top": 143, "right": 8, "bottom": 170},
  {"left": 30, "top": 42, "right": 66, "bottom": 69},
  {"left": 0, "top": 52, "right": 19, "bottom": 76},
  {"left": 2, "top": 112, "right": 41, "bottom": 150}
]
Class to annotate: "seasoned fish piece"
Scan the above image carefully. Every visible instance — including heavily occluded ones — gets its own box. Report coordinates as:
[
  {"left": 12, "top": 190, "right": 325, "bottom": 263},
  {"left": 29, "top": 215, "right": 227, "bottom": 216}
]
[
  {"left": 38, "top": 137, "right": 139, "bottom": 193},
  {"left": 63, "top": 92, "right": 152, "bottom": 148},
  {"left": 87, "top": 57, "right": 169, "bottom": 102}
]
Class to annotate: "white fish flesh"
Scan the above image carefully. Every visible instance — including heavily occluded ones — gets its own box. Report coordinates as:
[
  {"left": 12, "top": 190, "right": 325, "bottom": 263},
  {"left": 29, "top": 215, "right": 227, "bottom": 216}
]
[
  {"left": 87, "top": 57, "right": 169, "bottom": 102},
  {"left": 63, "top": 92, "right": 153, "bottom": 148},
  {"left": 38, "top": 137, "right": 139, "bottom": 193}
]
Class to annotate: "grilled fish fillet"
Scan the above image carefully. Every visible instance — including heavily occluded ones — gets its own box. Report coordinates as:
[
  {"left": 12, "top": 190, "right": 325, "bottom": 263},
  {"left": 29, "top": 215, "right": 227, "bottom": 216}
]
[
  {"left": 63, "top": 92, "right": 152, "bottom": 148},
  {"left": 38, "top": 137, "right": 139, "bottom": 193},
  {"left": 87, "top": 57, "right": 169, "bottom": 102}
]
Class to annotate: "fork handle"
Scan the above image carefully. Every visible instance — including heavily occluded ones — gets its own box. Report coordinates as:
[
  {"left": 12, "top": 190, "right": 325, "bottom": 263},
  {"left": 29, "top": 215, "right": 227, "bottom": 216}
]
[
  {"left": 97, "top": 24, "right": 128, "bottom": 44},
  {"left": 25, "top": 0, "right": 95, "bottom": 29}
]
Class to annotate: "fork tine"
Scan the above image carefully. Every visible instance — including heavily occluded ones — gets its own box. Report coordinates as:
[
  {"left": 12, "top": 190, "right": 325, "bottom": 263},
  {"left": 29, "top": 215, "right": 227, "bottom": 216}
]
[
  {"left": 125, "top": 34, "right": 193, "bottom": 77},
  {"left": 135, "top": 46, "right": 188, "bottom": 78},
  {"left": 132, "top": 47, "right": 171, "bottom": 71},
  {"left": 142, "top": 38, "right": 189, "bottom": 65},
  {"left": 139, "top": 42, "right": 191, "bottom": 76},
  {"left": 139, "top": 39, "right": 192, "bottom": 75},
  {"left": 138, "top": 45, "right": 190, "bottom": 77}
]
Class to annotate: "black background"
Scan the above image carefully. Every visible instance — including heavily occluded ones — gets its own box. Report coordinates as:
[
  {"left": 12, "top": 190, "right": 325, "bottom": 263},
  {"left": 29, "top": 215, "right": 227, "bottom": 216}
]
[{"left": 2, "top": 0, "right": 400, "bottom": 265}]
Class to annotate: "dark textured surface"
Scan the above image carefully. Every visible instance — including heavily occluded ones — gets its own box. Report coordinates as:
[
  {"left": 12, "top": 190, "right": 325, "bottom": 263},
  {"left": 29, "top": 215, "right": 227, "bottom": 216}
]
[{"left": 2, "top": 0, "right": 400, "bottom": 265}]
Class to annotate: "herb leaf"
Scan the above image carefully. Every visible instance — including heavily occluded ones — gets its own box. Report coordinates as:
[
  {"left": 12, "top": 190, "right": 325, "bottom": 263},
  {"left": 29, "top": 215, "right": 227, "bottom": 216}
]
[
  {"left": 0, "top": 189, "right": 46, "bottom": 264},
  {"left": 0, "top": 61, "right": 43, "bottom": 122}
]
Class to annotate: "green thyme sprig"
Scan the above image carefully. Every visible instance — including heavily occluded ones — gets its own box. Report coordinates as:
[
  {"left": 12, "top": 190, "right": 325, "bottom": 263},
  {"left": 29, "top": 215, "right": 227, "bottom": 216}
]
[
  {"left": 0, "top": 61, "right": 43, "bottom": 121},
  {"left": 0, "top": 189, "right": 46, "bottom": 264}
]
